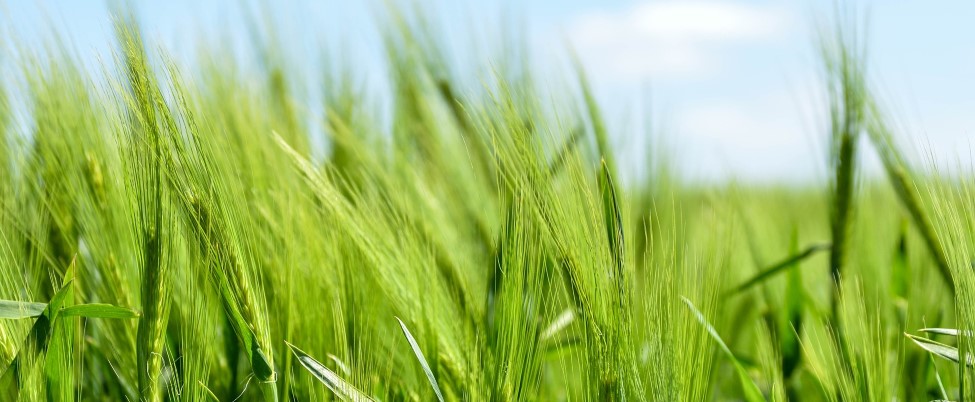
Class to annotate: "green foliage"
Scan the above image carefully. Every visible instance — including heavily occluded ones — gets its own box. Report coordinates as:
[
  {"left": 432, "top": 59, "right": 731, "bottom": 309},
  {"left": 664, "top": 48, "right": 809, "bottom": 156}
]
[{"left": 0, "top": 3, "right": 970, "bottom": 402}]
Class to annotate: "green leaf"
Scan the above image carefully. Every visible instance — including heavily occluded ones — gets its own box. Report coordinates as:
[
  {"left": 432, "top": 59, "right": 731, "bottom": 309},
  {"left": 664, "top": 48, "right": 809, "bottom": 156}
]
[
  {"left": 285, "top": 342, "right": 372, "bottom": 402},
  {"left": 919, "top": 328, "right": 971, "bottom": 337},
  {"left": 906, "top": 333, "right": 974, "bottom": 366},
  {"left": 682, "top": 297, "right": 766, "bottom": 402},
  {"left": 0, "top": 259, "right": 77, "bottom": 394},
  {"left": 60, "top": 304, "right": 140, "bottom": 319},
  {"left": 729, "top": 243, "right": 831, "bottom": 295},
  {"left": 0, "top": 301, "right": 47, "bottom": 319},
  {"left": 396, "top": 317, "right": 445, "bottom": 402},
  {"left": 928, "top": 350, "right": 950, "bottom": 401}
]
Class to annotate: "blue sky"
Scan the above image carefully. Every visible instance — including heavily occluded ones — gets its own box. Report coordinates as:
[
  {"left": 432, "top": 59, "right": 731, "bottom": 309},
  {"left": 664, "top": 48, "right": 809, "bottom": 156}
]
[{"left": 3, "top": 0, "right": 973, "bottom": 183}]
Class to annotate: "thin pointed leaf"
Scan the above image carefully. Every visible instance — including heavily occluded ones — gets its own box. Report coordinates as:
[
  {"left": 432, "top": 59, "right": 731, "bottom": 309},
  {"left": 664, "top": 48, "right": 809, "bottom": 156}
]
[
  {"left": 906, "top": 333, "right": 974, "bottom": 366},
  {"left": 396, "top": 317, "right": 444, "bottom": 402},
  {"left": 929, "top": 350, "right": 950, "bottom": 401},
  {"left": 0, "top": 301, "right": 47, "bottom": 320},
  {"left": 60, "top": 304, "right": 140, "bottom": 319},
  {"left": 920, "top": 328, "right": 973, "bottom": 337},
  {"left": 729, "top": 243, "right": 831, "bottom": 295},
  {"left": 682, "top": 297, "right": 766, "bottom": 402},
  {"left": 285, "top": 342, "right": 372, "bottom": 402}
]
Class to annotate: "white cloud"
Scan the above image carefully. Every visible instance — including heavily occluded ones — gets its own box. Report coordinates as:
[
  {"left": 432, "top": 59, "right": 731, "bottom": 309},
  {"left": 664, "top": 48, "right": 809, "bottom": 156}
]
[
  {"left": 671, "top": 85, "right": 827, "bottom": 182},
  {"left": 568, "top": 1, "right": 792, "bottom": 81}
]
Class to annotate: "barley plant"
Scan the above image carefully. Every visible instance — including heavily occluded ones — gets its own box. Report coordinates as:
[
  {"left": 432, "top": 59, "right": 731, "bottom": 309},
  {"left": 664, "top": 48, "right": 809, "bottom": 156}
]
[{"left": 0, "top": 3, "right": 972, "bottom": 402}]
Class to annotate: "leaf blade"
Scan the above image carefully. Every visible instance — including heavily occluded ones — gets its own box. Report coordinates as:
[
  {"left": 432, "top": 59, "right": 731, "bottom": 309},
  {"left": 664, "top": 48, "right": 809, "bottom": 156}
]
[
  {"left": 0, "top": 301, "right": 47, "bottom": 320},
  {"left": 60, "top": 304, "right": 140, "bottom": 319},
  {"left": 285, "top": 342, "right": 371, "bottom": 402},
  {"left": 682, "top": 297, "right": 766, "bottom": 402},
  {"left": 729, "top": 243, "right": 831, "bottom": 295},
  {"left": 396, "top": 317, "right": 445, "bottom": 402},
  {"left": 906, "top": 333, "right": 974, "bottom": 366}
]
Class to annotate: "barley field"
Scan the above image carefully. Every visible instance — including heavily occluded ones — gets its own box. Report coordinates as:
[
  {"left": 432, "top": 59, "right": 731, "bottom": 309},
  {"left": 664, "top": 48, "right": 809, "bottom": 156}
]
[{"left": 0, "top": 3, "right": 972, "bottom": 402}]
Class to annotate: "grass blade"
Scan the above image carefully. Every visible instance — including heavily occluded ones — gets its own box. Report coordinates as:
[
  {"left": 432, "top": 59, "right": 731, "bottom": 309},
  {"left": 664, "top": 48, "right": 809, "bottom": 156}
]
[
  {"left": 0, "top": 301, "right": 47, "bottom": 320},
  {"left": 919, "top": 328, "right": 972, "bottom": 337},
  {"left": 285, "top": 342, "right": 372, "bottom": 402},
  {"left": 682, "top": 297, "right": 766, "bottom": 402},
  {"left": 906, "top": 333, "right": 974, "bottom": 366},
  {"left": 396, "top": 317, "right": 445, "bottom": 402},
  {"left": 729, "top": 243, "right": 831, "bottom": 295},
  {"left": 0, "top": 260, "right": 76, "bottom": 396},
  {"left": 60, "top": 304, "right": 140, "bottom": 319},
  {"left": 929, "top": 351, "right": 950, "bottom": 401}
]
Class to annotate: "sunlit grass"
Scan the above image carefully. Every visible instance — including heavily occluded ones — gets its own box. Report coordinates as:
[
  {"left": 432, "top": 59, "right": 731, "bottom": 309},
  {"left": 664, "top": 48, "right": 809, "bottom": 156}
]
[{"left": 0, "top": 3, "right": 971, "bottom": 402}]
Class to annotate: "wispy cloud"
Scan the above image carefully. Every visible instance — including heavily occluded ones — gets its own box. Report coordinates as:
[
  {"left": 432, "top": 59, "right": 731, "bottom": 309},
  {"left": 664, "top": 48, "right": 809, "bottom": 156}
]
[{"left": 568, "top": 1, "right": 792, "bottom": 81}]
